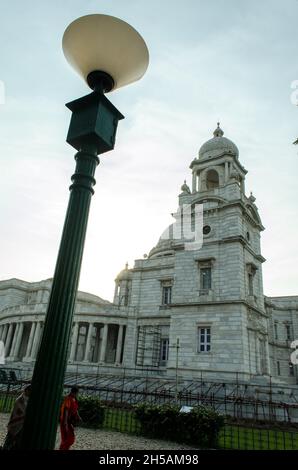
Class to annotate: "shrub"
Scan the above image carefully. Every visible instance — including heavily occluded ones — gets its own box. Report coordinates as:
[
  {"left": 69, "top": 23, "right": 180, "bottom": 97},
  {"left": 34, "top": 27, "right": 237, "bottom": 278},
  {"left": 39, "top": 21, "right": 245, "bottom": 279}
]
[
  {"left": 135, "top": 403, "right": 224, "bottom": 447},
  {"left": 78, "top": 395, "right": 105, "bottom": 429},
  {"left": 135, "top": 403, "right": 180, "bottom": 440},
  {"left": 179, "top": 406, "right": 224, "bottom": 447}
]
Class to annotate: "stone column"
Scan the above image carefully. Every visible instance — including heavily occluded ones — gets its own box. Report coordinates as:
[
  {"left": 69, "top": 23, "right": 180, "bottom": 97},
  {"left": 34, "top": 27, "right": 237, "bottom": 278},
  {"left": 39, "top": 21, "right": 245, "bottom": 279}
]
[
  {"left": 5, "top": 323, "right": 14, "bottom": 356},
  {"left": 255, "top": 331, "right": 259, "bottom": 374},
  {"left": 31, "top": 322, "right": 42, "bottom": 359},
  {"left": 113, "top": 283, "right": 119, "bottom": 304},
  {"left": 115, "top": 325, "right": 124, "bottom": 364},
  {"left": 69, "top": 322, "right": 79, "bottom": 362},
  {"left": 10, "top": 323, "right": 20, "bottom": 358},
  {"left": 25, "top": 322, "right": 37, "bottom": 359},
  {"left": 1, "top": 324, "right": 8, "bottom": 343},
  {"left": 265, "top": 338, "right": 270, "bottom": 375},
  {"left": 225, "top": 161, "right": 229, "bottom": 182},
  {"left": 192, "top": 172, "right": 197, "bottom": 193},
  {"left": 0, "top": 325, "right": 4, "bottom": 341},
  {"left": 83, "top": 323, "right": 94, "bottom": 362},
  {"left": 240, "top": 179, "right": 245, "bottom": 194},
  {"left": 228, "top": 162, "right": 233, "bottom": 181},
  {"left": 99, "top": 324, "right": 109, "bottom": 363},
  {"left": 14, "top": 322, "right": 24, "bottom": 359}
]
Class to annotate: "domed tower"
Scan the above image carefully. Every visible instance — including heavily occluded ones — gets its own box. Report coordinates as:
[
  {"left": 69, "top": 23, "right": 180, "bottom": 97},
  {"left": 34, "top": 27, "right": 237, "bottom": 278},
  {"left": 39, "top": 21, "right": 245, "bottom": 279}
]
[
  {"left": 170, "top": 125, "right": 269, "bottom": 380},
  {"left": 115, "top": 125, "right": 270, "bottom": 383},
  {"left": 190, "top": 123, "right": 246, "bottom": 195},
  {"left": 113, "top": 263, "right": 132, "bottom": 307}
]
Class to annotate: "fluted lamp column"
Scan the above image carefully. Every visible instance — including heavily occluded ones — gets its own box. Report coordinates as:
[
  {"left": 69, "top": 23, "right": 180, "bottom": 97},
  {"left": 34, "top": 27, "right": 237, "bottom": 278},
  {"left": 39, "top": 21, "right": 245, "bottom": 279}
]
[{"left": 20, "top": 13, "right": 149, "bottom": 450}]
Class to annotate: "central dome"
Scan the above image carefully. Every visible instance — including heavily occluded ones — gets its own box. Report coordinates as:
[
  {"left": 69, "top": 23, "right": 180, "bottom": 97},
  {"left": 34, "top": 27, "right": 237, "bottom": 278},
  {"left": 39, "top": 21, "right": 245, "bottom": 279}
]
[{"left": 199, "top": 124, "right": 239, "bottom": 160}]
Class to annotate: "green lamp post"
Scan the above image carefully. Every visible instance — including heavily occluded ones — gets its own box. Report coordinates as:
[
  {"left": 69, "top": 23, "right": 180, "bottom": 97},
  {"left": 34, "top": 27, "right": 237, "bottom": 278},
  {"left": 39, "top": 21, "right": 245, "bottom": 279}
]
[{"left": 20, "top": 14, "right": 149, "bottom": 449}]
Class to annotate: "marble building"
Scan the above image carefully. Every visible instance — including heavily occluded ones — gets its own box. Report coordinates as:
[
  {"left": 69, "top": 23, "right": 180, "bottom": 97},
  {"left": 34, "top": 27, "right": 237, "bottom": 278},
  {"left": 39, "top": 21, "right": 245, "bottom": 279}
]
[{"left": 0, "top": 125, "right": 297, "bottom": 386}]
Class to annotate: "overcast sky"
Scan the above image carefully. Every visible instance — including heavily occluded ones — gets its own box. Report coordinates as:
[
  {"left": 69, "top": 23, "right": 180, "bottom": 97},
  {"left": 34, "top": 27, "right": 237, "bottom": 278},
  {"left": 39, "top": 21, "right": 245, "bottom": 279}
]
[{"left": 0, "top": 0, "right": 297, "bottom": 301}]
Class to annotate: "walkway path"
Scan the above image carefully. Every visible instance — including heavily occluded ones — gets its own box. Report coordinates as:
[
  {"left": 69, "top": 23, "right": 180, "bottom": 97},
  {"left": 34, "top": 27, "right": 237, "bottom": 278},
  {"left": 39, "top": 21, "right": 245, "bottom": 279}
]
[{"left": 0, "top": 413, "right": 197, "bottom": 450}]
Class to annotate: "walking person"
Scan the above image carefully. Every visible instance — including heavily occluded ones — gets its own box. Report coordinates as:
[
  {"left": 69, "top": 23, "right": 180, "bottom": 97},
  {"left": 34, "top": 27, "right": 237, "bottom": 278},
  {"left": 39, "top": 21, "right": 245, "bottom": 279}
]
[
  {"left": 59, "top": 386, "right": 81, "bottom": 450},
  {"left": 2, "top": 384, "right": 31, "bottom": 449}
]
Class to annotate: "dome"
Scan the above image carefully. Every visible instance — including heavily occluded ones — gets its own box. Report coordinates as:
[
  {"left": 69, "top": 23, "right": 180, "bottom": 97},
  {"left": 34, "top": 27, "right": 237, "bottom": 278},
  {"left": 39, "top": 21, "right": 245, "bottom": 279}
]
[
  {"left": 116, "top": 263, "right": 132, "bottom": 281},
  {"left": 149, "top": 224, "right": 175, "bottom": 258},
  {"left": 149, "top": 238, "right": 174, "bottom": 258},
  {"left": 199, "top": 124, "right": 239, "bottom": 160},
  {"left": 149, "top": 220, "right": 191, "bottom": 258}
]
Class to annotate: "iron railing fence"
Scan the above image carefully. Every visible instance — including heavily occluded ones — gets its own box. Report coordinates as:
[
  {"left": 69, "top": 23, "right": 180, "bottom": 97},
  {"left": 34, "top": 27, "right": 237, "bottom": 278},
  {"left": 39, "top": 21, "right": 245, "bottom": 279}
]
[
  {"left": 1, "top": 379, "right": 298, "bottom": 450},
  {"left": 1, "top": 368, "right": 298, "bottom": 424}
]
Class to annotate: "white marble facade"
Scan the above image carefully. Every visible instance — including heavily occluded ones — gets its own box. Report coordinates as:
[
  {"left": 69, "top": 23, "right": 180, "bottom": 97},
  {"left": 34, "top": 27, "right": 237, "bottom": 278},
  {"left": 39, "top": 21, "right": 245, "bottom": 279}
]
[
  {"left": 1, "top": 125, "right": 297, "bottom": 386},
  {"left": 0, "top": 279, "right": 127, "bottom": 371}
]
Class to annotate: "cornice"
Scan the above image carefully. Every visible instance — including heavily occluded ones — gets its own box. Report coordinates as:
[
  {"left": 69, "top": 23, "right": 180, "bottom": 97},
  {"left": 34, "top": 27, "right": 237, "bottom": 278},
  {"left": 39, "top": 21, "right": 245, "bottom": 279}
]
[
  {"left": 169, "top": 299, "right": 267, "bottom": 317},
  {"left": 132, "top": 263, "right": 175, "bottom": 273},
  {"left": 190, "top": 153, "right": 247, "bottom": 174}
]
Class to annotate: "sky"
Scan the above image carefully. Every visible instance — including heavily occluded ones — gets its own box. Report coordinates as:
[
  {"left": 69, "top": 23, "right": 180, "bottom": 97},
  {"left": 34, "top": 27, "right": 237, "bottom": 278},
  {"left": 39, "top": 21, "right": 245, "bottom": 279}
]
[{"left": 0, "top": 0, "right": 297, "bottom": 301}]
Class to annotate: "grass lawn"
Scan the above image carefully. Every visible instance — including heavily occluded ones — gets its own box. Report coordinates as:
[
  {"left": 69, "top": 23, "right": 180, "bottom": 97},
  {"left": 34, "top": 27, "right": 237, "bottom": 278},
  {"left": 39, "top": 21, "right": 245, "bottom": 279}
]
[
  {"left": 102, "top": 407, "right": 298, "bottom": 450},
  {"left": 219, "top": 424, "right": 298, "bottom": 450}
]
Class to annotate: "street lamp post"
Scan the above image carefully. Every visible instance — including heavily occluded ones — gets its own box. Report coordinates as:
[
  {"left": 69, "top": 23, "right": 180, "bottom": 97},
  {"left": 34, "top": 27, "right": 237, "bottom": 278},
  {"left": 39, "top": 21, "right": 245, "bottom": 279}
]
[{"left": 20, "top": 14, "right": 148, "bottom": 449}]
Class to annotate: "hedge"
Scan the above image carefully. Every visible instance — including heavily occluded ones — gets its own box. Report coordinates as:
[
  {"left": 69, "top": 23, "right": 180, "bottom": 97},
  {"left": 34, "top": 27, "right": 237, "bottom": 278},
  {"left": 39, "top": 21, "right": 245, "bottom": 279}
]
[
  {"left": 77, "top": 395, "right": 105, "bottom": 428},
  {"left": 134, "top": 403, "right": 224, "bottom": 447}
]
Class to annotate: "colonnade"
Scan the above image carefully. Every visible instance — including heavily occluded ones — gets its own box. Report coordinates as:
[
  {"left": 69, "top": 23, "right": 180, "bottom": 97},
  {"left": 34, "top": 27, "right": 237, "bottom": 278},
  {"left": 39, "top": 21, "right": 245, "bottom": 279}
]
[
  {"left": 0, "top": 320, "right": 126, "bottom": 365},
  {"left": 0, "top": 321, "right": 43, "bottom": 361}
]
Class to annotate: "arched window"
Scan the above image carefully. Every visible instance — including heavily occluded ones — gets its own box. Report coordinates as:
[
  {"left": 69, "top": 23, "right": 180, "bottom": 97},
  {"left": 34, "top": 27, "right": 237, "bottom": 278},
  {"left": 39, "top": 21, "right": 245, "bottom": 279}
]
[{"left": 206, "top": 169, "right": 219, "bottom": 189}]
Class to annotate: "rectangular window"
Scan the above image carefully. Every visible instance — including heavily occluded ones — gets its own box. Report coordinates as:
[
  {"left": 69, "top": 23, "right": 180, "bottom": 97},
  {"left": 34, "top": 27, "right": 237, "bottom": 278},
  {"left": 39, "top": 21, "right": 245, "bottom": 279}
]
[
  {"left": 274, "top": 322, "right": 278, "bottom": 341},
  {"left": 289, "top": 363, "right": 294, "bottom": 377},
  {"left": 162, "top": 286, "right": 172, "bottom": 305},
  {"left": 160, "top": 338, "right": 169, "bottom": 364},
  {"left": 248, "top": 273, "right": 254, "bottom": 295},
  {"left": 198, "top": 327, "right": 211, "bottom": 352},
  {"left": 200, "top": 268, "right": 212, "bottom": 290},
  {"left": 277, "top": 361, "right": 280, "bottom": 376},
  {"left": 285, "top": 324, "right": 291, "bottom": 341}
]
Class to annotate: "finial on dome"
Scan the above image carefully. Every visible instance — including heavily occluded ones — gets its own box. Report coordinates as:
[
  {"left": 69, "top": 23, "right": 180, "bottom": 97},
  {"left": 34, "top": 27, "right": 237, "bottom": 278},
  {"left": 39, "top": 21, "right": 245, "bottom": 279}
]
[
  {"left": 213, "top": 122, "right": 224, "bottom": 138},
  {"left": 125, "top": 262, "right": 128, "bottom": 270},
  {"left": 249, "top": 191, "right": 256, "bottom": 203}
]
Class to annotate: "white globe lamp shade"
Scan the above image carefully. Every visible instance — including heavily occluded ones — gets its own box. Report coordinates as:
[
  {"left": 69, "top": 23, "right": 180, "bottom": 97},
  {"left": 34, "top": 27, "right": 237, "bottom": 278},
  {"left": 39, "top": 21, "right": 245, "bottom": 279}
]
[{"left": 62, "top": 14, "right": 149, "bottom": 92}]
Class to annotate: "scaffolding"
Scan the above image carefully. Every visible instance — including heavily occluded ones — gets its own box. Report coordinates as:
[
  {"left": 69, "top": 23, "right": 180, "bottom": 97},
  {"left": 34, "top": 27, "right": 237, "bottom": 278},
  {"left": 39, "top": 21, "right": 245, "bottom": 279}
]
[{"left": 136, "top": 325, "right": 161, "bottom": 369}]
